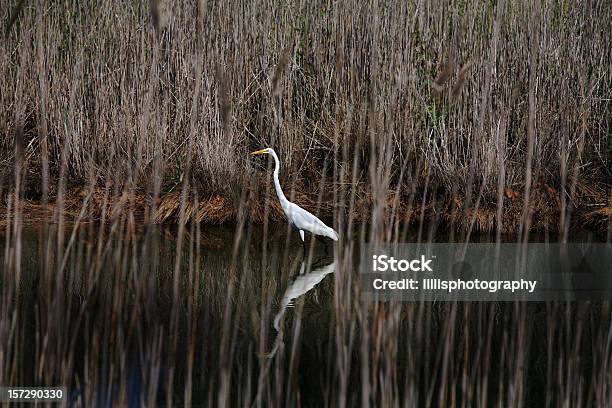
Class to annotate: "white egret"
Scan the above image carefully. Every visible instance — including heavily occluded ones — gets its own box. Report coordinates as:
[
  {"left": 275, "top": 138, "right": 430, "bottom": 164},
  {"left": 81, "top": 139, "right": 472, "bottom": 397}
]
[{"left": 251, "top": 148, "right": 339, "bottom": 247}]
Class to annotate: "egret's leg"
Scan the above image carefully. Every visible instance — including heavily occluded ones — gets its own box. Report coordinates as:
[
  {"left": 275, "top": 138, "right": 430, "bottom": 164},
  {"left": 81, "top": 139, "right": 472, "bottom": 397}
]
[{"left": 299, "top": 230, "right": 306, "bottom": 253}]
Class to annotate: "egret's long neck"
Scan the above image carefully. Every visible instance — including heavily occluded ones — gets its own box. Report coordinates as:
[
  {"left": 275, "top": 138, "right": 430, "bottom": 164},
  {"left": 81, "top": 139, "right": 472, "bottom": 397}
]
[{"left": 270, "top": 150, "right": 288, "bottom": 205}]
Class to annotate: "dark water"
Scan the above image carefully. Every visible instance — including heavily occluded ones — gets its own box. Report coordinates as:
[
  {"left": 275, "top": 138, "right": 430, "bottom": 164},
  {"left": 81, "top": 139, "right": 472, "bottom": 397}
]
[
  {"left": 6, "top": 225, "right": 338, "bottom": 406},
  {"left": 2, "top": 224, "right": 610, "bottom": 407}
]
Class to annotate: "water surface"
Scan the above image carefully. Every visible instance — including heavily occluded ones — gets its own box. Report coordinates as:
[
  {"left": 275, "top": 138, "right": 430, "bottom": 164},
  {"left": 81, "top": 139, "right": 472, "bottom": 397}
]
[{"left": 1, "top": 223, "right": 609, "bottom": 407}]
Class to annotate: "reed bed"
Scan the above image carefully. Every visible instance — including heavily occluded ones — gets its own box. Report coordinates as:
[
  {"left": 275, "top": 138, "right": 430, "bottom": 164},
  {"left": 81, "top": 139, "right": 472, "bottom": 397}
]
[
  {"left": 0, "top": 0, "right": 610, "bottom": 229},
  {"left": 1, "top": 0, "right": 611, "bottom": 407}
]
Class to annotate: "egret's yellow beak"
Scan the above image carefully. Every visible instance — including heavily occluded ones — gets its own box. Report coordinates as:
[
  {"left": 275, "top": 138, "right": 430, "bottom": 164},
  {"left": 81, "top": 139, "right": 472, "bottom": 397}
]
[{"left": 250, "top": 149, "right": 268, "bottom": 156}]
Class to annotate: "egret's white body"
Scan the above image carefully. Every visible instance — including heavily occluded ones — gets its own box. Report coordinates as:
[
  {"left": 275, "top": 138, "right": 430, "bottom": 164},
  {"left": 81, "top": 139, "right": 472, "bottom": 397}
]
[{"left": 251, "top": 148, "right": 338, "bottom": 243}]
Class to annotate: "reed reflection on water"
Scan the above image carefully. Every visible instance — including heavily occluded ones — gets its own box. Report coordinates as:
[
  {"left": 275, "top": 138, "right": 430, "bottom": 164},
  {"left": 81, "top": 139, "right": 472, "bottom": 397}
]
[{"left": 1, "top": 224, "right": 610, "bottom": 407}]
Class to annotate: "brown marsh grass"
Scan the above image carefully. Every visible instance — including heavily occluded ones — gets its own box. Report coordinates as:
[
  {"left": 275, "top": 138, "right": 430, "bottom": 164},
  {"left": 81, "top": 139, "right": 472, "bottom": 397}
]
[
  {"left": 0, "top": 0, "right": 610, "bottom": 231},
  {"left": 0, "top": 0, "right": 611, "bottom": 407}
]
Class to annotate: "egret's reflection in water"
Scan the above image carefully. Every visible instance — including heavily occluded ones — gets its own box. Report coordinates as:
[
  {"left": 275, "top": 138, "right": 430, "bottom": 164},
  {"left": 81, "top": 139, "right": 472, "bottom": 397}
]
[{"left": 262, "top": 257, "right": 335, "bottom": 359}]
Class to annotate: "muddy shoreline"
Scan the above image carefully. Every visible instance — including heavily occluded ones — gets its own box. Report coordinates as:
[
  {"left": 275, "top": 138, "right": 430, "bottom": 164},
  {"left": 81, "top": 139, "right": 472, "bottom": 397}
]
[{"left": 1, "top": 184, "right": 609, "bottom": 235}]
